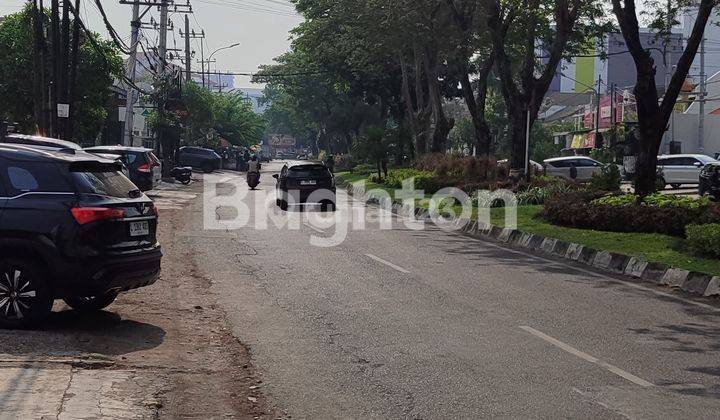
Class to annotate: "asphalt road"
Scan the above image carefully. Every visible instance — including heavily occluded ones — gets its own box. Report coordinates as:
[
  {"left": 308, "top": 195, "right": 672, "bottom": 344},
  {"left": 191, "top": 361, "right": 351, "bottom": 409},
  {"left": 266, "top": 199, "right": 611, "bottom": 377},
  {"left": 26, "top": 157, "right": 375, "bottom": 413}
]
[{"left": 180, "top": 162, "right": 720, "bottom": 419}]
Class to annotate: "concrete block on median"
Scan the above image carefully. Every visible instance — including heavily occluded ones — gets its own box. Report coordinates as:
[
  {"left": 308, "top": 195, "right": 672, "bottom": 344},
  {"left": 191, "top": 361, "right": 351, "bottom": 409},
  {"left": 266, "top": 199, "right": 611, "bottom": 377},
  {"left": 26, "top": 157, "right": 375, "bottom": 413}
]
[
  {"left": 641, "top": 262, "right": 668, "bottom": 284},
  {"left": 704, "top": 277, "right": 720, "bottom": 297},
  {"left": 552, "top": 240, "right": 570, "bottom": 257},
  {"left": 518, "top": 233, "right": 534, "bottom": 248},
  {"left": 565, "top": 243, "right": 584, "bottom": 261},
  {"left": 624, "top": 257, "right": 648, "bottom": 278},
  {"left": 577, "top": 247, "right": 598, "bottom": 265},
  {"left": 681, "top": 273, "right": 713, "bottom": 295},
  {"left": 539, "top": 238, "right": 557, "bottom": 254},
  {"left": 498, "top": 228, "right": 516, "bottom": 243},
  {"left": 592, "top": 251, "right": 613, "bottom": 270},
  {"left": 608, "top": 254, "right": 631, "bottom": 273},
  {"left": 489, "top": 226, "right": 504, "bottom": 239},
  {"left": 661, "top": 268, "right": 691, "bottom": 288},
  {"left": 528, "top": 235, "right": 545, "bottom": 250}
]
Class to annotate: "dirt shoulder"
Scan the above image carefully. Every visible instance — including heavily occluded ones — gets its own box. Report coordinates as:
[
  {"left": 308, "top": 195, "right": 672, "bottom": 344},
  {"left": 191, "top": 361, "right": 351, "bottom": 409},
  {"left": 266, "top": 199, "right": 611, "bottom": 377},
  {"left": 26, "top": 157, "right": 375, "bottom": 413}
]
[{"left": 0, "top": 181, "right": 277, "bottom": 419}]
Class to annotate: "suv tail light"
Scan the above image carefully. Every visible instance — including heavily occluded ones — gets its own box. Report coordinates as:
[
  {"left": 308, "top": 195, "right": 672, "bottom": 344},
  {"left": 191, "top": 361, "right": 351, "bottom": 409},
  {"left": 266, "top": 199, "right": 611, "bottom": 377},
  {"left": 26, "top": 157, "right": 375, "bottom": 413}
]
[
  {"left": 137, "top": 163, "right": 152, "bottom": 173},
  {"left": 71, "top": 207, "right": 126, "bottom": 225}
]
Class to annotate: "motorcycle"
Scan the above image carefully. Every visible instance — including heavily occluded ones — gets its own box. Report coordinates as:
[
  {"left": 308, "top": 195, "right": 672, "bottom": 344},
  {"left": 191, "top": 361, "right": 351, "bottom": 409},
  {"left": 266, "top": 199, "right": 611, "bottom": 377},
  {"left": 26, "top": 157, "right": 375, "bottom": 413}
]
[
  {"left": 170, "top": 166, "right": 193, "bottom": 185},
  {"left": 247, "top": 171, "right": 261, "bottom": 190}
]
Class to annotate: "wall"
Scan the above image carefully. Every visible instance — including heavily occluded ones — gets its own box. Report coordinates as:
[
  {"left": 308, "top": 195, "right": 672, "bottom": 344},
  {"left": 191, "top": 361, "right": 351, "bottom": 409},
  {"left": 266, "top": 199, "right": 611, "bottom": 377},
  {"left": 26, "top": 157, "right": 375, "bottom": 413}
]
[{"left": 662, "top": 112, "right": 720, "bottom": 155}]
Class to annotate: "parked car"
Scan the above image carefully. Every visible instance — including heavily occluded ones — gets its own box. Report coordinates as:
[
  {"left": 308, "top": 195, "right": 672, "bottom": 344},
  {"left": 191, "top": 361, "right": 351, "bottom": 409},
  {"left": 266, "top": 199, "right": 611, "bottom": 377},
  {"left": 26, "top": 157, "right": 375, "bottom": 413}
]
[
  {"left": 699, "top": 162, "right": 720, "bottom": 199},
  {"left": 656, "top": 154, "right": 718, "bottom": 190},
  {"left": 0, "top": 144, "right": 161, "bottom": 329},
  {"left": 85, "top": 146, "right": 162, "bottom": 191},
  {"left": 177, "top": 146, "right": 222, "bottom": 173},
  {"left": 544, "top": 156, "right": 604, "bottom": 182},
  {"left": 274, "top": 162, "right": 336, "bottom": 211},
  {"left": 497, "top": 159, "right": 544, "bottom": 175},
  {"left": 1, "top": 133, "right": 82, "bottom": 150}
]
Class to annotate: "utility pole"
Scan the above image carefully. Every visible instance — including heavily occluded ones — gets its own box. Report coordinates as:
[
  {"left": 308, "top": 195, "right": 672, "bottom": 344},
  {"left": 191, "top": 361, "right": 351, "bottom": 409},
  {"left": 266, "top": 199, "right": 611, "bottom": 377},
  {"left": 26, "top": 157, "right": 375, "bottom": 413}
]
[
  {"left": 123, "top": 1, "right": 140, "bottom": 146},
  {"left": 32, "top": 0, "right": 43, "bottom": 134},
  {"left": 66, "top": 0, "right": 81, "bottom": 141},
  {"left": 699, "top": 37, "right": 706, "bottom": 154},
  {"left": 50, "top": 0, "right": 60, "bottom": 137},
  {"left": 184, "top": 15, "right": 191, "bottom": 82},
  {"left": 159, "top": 0, "right": 168, "bottom": 71},
  {"left": 610, "top": 83, "right": 616, "bottom": 128},
  {"left": 595, "top": 75, "right": 602, "bottom": 138}
]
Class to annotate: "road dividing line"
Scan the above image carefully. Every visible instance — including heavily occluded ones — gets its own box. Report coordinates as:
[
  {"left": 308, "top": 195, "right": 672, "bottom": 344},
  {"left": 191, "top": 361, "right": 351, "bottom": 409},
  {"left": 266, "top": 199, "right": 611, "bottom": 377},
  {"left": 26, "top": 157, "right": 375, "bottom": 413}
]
[
  {"left": 365, "top": 254, "right": 411, "bottom": 274},
  {"left": 519, "top": 326, "right": 654, "bottom": 388}
]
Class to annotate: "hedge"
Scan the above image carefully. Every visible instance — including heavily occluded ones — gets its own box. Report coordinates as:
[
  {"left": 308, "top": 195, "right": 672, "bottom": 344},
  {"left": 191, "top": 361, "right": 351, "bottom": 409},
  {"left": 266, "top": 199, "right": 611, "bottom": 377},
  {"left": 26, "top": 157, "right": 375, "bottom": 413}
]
[
  {"left": 541, "top": 192, "right": 720, "bottom": 237},
  {"left": 686, "top": 224, "right": 720, "bottom": 258}
]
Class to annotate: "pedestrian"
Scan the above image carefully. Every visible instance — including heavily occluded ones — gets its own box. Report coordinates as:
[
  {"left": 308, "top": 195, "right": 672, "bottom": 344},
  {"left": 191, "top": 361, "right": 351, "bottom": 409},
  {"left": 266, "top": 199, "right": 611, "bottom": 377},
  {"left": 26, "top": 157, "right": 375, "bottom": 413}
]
[
  {"left": 325, "top": 154, "right": 335, "bottom": 174},
  {"left": 381, "top": 158, "right": 388, "bottom": 179}
]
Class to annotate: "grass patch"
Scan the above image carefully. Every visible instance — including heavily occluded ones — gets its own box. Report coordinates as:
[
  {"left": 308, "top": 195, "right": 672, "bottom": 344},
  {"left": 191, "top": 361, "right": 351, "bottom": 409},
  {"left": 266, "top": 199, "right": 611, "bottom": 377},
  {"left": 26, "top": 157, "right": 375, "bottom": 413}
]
[{"left": 491, "top": 206, "right": 720, "bottom": 276}]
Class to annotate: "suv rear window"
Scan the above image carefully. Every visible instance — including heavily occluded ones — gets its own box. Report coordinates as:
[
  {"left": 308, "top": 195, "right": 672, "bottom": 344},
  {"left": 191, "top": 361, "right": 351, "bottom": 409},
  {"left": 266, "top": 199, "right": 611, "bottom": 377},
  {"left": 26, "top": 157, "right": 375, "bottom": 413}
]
[
  {"left": 288, "top": 165, "right": 330, "bottom": 178},
  {"left": 3, "top": 162, "right": 71, "bottom": 194},
  {"left": 70, "top": 162, "right": 139, "bottom": 198}
]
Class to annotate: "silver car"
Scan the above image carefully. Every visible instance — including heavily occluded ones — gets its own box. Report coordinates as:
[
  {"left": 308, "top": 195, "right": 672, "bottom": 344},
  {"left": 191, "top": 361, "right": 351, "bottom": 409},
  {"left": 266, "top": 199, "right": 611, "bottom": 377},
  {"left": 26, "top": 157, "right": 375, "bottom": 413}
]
[
  {"left": 657, "top": 154, "right": 718, "bottom": 189},
  {"left": 544, "top": 156, "right": 604, "bottom": 182}
]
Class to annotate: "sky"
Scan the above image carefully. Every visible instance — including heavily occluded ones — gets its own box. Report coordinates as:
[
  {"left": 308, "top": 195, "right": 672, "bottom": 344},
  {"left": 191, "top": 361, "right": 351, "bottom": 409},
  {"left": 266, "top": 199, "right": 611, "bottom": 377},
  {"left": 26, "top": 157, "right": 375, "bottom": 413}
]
[{"left": 0, "top": 0, "right": 303, "bottom": 89}]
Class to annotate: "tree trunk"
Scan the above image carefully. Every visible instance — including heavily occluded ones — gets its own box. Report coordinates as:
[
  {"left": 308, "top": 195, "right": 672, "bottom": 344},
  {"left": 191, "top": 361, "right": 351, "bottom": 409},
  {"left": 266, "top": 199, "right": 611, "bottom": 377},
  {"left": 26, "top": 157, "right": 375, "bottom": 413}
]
[
  {"left": 424, "top": 45, "right": 453, "bottom": 153},
  {"left": 508, "top": 106, "right": 528, "bottom": 170},
  {"left": 458, "top": 67, "right": 492, "bottom": 157}
]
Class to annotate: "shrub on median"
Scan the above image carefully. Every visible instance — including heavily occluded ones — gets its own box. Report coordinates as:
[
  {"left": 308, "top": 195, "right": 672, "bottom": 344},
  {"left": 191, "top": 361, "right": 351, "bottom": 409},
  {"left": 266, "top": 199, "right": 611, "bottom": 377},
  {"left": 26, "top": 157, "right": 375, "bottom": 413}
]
[
  {"left": 592, "top": 193, "right": 711, "bottom": 209},
  {"left": 686, "top": 224, "right": 720, "bottom": 258},
  {"left": 542, "top": 192, "right": 720, "bottom": 237},
  {"left": 369, "top": 168, "right": 440, "bottom": 192}
]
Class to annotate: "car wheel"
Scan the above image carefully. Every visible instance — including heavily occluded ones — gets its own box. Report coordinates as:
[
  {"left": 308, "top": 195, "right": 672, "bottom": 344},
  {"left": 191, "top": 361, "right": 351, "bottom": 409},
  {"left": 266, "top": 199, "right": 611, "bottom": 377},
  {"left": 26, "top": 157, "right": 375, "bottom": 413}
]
[
  {"left": 671, "top": 184, "right": 682, "bottom": 190},
  {"left": 63, "top": 292, "right": 118, "bottom": 312},
  {"left": 202, "top": 163, "right": 214, "bottom": 173},
  {"left": 280, "top": 200, "right": 288, "bottom": 211},
  {"left": 0, "top": 258, "right": 53, "bottom": 329}
]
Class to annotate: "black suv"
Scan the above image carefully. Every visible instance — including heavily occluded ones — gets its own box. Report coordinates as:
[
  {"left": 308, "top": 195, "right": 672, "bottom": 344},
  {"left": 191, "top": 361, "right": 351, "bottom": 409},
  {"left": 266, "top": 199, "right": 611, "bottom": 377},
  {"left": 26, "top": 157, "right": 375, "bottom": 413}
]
[
  {"left": 85, "top": 146, "right": 162, "bottom": 191},
  {"left": 0, "top": 145, "right": 162, "bottom": 329},
  {"left": 274, "top": 162, "right": 336, "bottom": 211},
  {"left": 699, "top": 162, "right": 720, "bottom": 200},
  {"left": 177, "top": 146, "right": 222, "bottom": 173}
]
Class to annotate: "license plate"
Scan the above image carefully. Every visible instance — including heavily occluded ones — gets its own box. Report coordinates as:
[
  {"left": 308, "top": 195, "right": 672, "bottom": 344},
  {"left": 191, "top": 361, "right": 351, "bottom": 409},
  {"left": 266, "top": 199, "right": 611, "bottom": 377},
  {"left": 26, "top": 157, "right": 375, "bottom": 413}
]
[
  {"left": 300, "top": 180, "right": 317, "bottom": 186},
  {"left": 129, "top": 221, "right": 150, "bottom": 237}
]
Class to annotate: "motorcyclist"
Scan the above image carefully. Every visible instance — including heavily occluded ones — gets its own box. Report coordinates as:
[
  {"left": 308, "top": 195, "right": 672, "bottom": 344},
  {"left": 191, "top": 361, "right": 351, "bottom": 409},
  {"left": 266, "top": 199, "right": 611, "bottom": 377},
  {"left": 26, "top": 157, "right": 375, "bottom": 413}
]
[{"left": 248, "top": 155, "right": 261, "bottom": 173}]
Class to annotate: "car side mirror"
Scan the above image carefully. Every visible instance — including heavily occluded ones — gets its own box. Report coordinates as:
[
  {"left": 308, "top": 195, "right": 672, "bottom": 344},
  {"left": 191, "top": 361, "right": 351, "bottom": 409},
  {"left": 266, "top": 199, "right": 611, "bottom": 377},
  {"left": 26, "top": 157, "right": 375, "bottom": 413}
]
[
  {"left": 272, "top": 174, "right": 279, "bottom": 179},
  {"left": 695, "top": 162, "right": 703, "bottom": 168}
]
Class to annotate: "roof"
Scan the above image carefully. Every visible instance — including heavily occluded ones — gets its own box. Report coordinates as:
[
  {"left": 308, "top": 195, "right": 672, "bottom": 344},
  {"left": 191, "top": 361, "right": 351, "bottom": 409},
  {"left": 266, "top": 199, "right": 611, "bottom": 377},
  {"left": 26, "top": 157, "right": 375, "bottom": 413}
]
[
  {"left": 3, "top": 134, "right": 82, "bottom": 150},
  {"left": 658, "top": 154, "right": 717, "bottom": 160},
  {"left": 288, "top": 161, "right": 325, "bottom": 168},
  {"left": 0, "top": 144, "right": 117, "bottom": 164},
  {"left": 544, "top": 156, "right": 598, "bottom": 163},
  {"left": 85, "top": 145, "right": 153, "bottom": 153}
]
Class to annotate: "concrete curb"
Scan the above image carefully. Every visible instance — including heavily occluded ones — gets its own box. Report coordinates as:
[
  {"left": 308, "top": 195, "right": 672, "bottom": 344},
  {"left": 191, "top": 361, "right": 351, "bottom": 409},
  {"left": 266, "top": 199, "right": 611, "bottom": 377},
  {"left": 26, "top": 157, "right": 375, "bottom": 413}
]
[{"left": 342, "top": 182, "right": 720, "bottom": 299}]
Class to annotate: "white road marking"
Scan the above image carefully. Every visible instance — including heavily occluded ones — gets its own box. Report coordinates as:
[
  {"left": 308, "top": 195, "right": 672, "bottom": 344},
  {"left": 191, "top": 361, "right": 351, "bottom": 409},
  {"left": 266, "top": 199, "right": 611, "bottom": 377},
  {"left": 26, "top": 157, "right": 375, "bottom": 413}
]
[
  {"left": 520, "top": 326, "right": 654, "bottom": 388},
  {"left": 348, "top": 194, "right": 720, "bottom": 314},
  {"left": 365, "top": 254, "right": 410, "bottom": 274}
]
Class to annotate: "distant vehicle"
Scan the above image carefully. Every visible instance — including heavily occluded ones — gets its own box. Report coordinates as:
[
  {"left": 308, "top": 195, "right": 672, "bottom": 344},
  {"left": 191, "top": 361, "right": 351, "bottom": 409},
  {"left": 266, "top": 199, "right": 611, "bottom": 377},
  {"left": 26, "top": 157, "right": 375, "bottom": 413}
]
[
  {"left": 544, "top": 156, "right": 604, "bottom": 182},
  {"left": 497, "top": 159, "right": 544, "bottom": 175},
  {"left": 699, "top": 162, "right": 720, "bottom": 199},
  {"left": 274, "top": 162, "right": 336, "bottom": 211},
  {"left": 92, "top": 153, "right": 130, "bottom": 177},
  {"left": 657, "top": 154, "right": 718, "bottom": 190},
  {"left": 0, "top": 144, "right": 161, "bottom": 329},
  {"left": 1, "top": 133, "right": 82, "bottom": 150},
  {"left": 176, "top": 146, "right": 222, "bottom": 173},
  {"left": 85, "top": 146, "right": 162, "bottom": 191},
  {"left": 296, "top": 154, "right": 308, "bottom": 160}
]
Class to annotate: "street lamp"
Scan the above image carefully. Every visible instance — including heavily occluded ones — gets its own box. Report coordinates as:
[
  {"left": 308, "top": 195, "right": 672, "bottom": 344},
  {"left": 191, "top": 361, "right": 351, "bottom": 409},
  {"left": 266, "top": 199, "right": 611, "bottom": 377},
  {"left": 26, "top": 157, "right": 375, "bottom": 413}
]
[{"left": 201, "top": 43, "right": 240, "bottom": 89}]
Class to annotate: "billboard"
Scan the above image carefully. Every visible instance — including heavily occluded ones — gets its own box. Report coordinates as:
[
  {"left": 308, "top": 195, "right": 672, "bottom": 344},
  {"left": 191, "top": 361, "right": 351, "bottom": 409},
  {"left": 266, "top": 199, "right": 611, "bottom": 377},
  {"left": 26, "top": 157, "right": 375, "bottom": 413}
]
[{"left": 268, "top": 134, "right": 296, "bottom": 147}]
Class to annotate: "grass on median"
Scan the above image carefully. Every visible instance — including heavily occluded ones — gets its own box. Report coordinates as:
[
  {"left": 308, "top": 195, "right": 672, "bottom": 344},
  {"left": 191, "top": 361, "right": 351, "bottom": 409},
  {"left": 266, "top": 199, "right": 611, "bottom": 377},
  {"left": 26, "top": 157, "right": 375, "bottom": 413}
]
[
  {"left": 336, "top": 172, "right": 720, "bottom": 276},
  {"left": 491, "top": 206, "right": 720, "bottom": 277}
]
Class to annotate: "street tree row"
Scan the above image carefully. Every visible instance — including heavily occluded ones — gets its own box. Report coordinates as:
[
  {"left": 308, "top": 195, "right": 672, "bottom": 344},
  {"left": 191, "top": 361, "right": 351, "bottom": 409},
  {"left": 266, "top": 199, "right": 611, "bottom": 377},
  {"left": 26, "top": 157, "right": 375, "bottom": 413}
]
[{"left": 258, "top": 0, "right": 717, "bottom": 196}]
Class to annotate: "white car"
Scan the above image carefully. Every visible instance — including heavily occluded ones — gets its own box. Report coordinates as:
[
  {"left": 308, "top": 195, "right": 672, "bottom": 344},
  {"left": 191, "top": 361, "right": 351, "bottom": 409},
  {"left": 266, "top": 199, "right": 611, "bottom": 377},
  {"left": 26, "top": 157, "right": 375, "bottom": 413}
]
[
  {"left": 544, "top": 156, "right": 604, "bottom": 182},
  {"left": 657, "top": 154, "right": 718, "bottom": 189}
]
